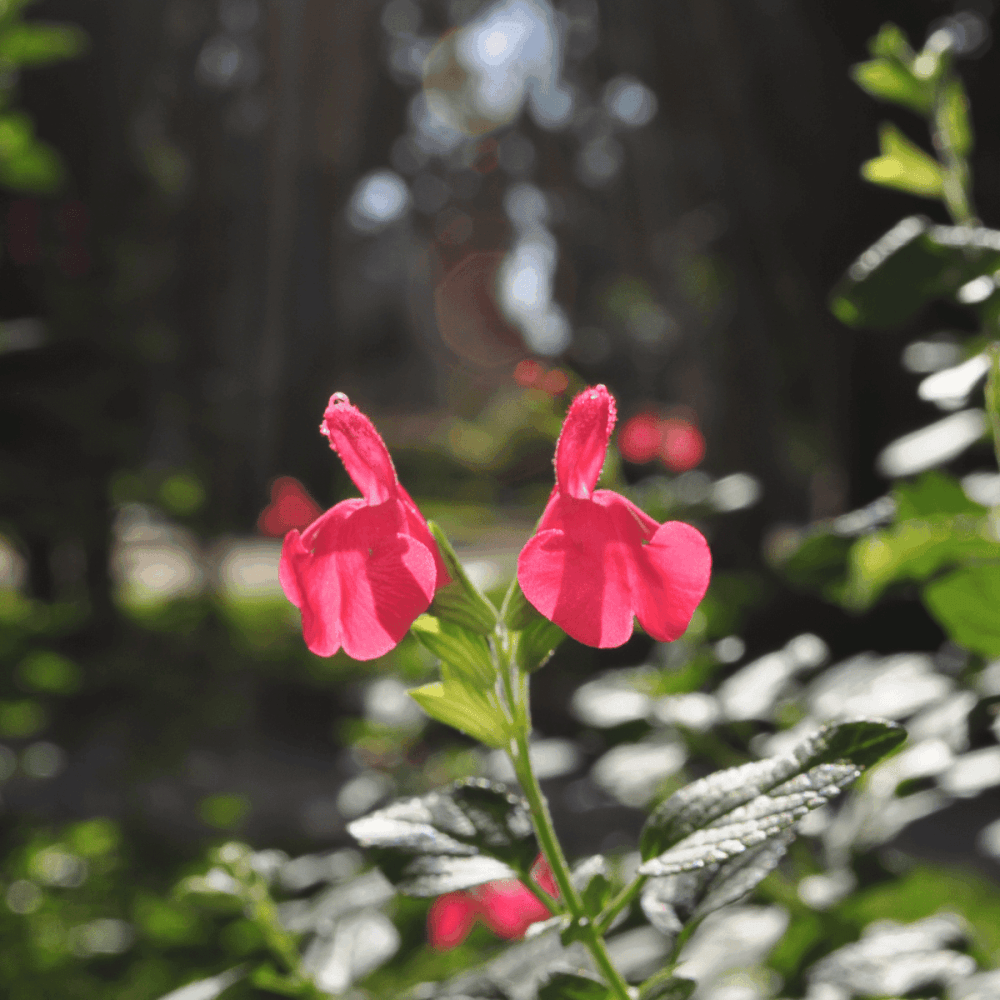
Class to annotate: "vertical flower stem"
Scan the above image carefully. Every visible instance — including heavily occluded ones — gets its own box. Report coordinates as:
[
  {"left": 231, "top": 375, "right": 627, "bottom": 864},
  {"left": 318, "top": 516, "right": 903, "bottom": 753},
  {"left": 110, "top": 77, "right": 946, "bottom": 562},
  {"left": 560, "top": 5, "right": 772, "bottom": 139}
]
[{"left": 500, "top": 653, "right": 634, "bottom": 1000}]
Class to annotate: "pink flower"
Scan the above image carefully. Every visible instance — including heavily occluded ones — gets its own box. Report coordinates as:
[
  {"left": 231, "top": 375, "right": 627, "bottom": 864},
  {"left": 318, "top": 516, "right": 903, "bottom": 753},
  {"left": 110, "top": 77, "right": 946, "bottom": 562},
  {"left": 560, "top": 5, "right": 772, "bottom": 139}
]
[
  {"left": 517, "top": 385, "right": 712, "bottom": 648},
  {"left": 257, "top": 476, "right": 323, "bottom": 537},
  {"left": 659, "top": 417, "right": 705, "bottom": 472},
  {"left": 427, "top": 855, "right": 557, "bottom": 950},
  {"left": 619, "top": 412, "right": 662, "bottom": 464},
  {"left": 279, "top": 393, "right": 449, "bottom": 660}
]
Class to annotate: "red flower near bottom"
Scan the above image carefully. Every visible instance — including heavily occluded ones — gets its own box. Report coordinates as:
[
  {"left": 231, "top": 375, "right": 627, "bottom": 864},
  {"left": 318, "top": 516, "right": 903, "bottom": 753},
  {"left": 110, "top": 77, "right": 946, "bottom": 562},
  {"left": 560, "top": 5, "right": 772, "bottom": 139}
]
[{"left": 427, "top": 855, "right": 557, "bottom": 950}]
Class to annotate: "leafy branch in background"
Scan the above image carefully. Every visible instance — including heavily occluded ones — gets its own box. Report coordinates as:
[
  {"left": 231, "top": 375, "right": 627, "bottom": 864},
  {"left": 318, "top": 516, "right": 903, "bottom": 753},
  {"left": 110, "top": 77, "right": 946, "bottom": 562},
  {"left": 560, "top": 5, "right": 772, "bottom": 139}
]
[
  {"left": 785, "top": 21, "right": 1000, "bottom": 657},
  {"left": 0, "top": 0, "right": 86, "bottom": 194}
]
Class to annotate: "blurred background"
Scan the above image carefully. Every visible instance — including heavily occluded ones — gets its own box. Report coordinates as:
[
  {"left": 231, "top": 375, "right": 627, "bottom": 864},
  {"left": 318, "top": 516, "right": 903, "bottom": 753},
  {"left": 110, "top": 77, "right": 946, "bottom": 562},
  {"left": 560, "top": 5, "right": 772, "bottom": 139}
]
[{"left": 3, "top": 0, "right": 1000, "bottom": 997}]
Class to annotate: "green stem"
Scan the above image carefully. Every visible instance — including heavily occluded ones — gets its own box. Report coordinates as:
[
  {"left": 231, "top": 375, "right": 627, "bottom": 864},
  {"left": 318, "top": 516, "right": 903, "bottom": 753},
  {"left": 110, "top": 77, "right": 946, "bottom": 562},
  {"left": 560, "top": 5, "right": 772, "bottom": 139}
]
[
  {"left": 931, "top": 70, "right": 975, "bottom": 224},
  {"left": 505, "top": 685, "right": 633, "bottom": 1000},
  {"left": 596, "top": 874, "right": 647, "bottom": 936},
  {"left": 986, "top": 343, "right": 1000, "bottom": 475}
]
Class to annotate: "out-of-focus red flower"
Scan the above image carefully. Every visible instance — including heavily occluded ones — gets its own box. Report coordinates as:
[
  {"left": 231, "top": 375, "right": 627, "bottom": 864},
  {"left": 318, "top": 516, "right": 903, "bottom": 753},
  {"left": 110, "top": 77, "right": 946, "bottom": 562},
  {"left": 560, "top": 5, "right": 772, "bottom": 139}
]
[
  {"left": 659, "top": 418, "right": 705, "bottom": 472},
  {"left": 279, "top": 393, "right": 449, "bottom": 660},
  {"left": 427, "top": 892, "right": 479, "bottom": 950},
  {"left": 258, "top": 477, "right": 323, "bottom": 536},
  {"left": 540, "top": 368, "right": 569, "bottom": 396},
  {"left": 427, "top": 854, "right": 557, "bottom": 951},
  {"left": 514, "top": 360, "right": 569, "bottom": 396},
  {"left": 514, "top": 359, "right": 543, "bottom": 387},
  {"left": 475, "top": 880, "right": 550, "bottom": 938},
  {"left": 619, "top": 412, "right": 662, "bottom": 464},
  {"left": 517, "top": 385, "right": 712, "bottom": 648}
]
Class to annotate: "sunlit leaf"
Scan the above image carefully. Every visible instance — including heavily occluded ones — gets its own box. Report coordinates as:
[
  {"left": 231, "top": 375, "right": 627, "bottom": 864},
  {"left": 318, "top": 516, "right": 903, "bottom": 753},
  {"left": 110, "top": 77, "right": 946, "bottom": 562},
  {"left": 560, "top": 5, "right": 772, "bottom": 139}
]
[
  {"left": 861, "top": 123, "right": 944, "bottom": 198},
  {"left": 0, "top": 22, "right": 87, "bottom": 65},
  {"left": 408, "top": 671, "right": 508, "bottom": 747},
  {"left": 426, "top": 521, "right": 498, "bottom": 635},
  {"left": 851, "top": 59, "right": 933, "bottom": 115},
  {"left": 411, "top": 614, "right": 496, "bottom": 689},
  {"left": 347, "top": 778, "right": 538, "bottom": 895},
  {"left": 869, "top": 22, "right": 916, "bottom": 62},
  {"left": 639, "top": 719, "right": 905, "bottom": 861},
  {"left": 830, "top": 217, "right": 1000, "bottom": 328},
  {"left": 807, "top": 913, "right": 974, "bottom": 999},
  {"left": 923, "top": 564, "right": 1000, "bottom": 657}
]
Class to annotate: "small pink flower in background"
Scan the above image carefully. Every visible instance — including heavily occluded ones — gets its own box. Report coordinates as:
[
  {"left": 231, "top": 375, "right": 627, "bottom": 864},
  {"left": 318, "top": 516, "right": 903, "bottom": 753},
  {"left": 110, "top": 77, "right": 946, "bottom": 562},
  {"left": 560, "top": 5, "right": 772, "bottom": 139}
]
[
  {"left": 427, "top": 892, "right": 479, "bottom": 950},
  {"left": 427, "top": 854, "right": 557, "bottom": 950},
  {"left": 257, "top": 477, "right": 323, "bottom": 537},
  {"left": 659, "top": 417, "right": 705, "bottom": 472},
  {"left": 518, "top": 385, "right": 712, "bottom": 648},
  {"left": 618, "top": 412, "right": 662, "bottom": 464},
  {"left": 619, "top": 411, "right": 706, "bottom": 471},
  {"left": 513, "top": 359, "right": 569, "bottom": 396},
  {"left": 279, "top": 393, "right": 449, "bottom": 661}
]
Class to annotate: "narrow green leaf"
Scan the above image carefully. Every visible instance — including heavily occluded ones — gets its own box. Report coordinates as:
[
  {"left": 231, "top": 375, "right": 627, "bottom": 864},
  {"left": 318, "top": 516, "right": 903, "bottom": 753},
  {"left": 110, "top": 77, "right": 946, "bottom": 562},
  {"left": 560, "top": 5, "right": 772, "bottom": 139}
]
[
  {"left": 515, "top": 616, "right": 566, "bottom": 673},
  {"left": 408, "top": 676, "right": 508, "bottom": 747},
  {"left": 426, "top": 521, "right": 498, "bottom": 634},
  {"left": 861, "top": 124, "right": 944, "bottom": 198},
  {"left": 0, "top": 22, "right": 88, "bottom": 66},
  {"left": 538, "top": 973, "right": 610, "bottom": 1000},
  {"left": 850, "top": 59, "right": 933, "bottom": 115},
  {"left": 869, "top": 23, "right": 916, "bottom": 63},
  {"left": 503, "top": 578, "right": 567, "bottom": 671},
  {"left": 411, "top": 614, "right": 496, "bottom": 689},
  {"left": 923, "top": 564, "right": 1000, "bottom": 657},
  {"left": 640, "top": 972, "right": 696, "bottom": 1000}
]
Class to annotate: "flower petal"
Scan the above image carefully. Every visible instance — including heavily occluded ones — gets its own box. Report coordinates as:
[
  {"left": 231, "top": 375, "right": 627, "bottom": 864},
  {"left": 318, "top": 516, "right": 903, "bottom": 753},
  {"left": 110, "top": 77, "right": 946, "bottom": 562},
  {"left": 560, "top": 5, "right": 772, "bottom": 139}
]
[
  {"left": 517, "top": 496, "right": 637, "bottom": 648},
  {"left": 555, "top": 385, "right": 616, "bottom": 499},
  {"left": 630, "top": 520, "right": 712, "bottom": 641},
  {"left": 279, "top": 528, "right": 343, "bottom": 658},
  {"left": 476, "top": 881, "right": 549, "bottom": 938},
  {"left": 428, "top": 893, "right": 479, "bottom": 950},
  {"left": 320, "top": 392, "right": 398, "bottom": 505},
  {"left": 337, "top": 504, "right": 437, "bottom": 660},
  {"left": 396, "top": 481, "right": 451, "bottom": 590}
]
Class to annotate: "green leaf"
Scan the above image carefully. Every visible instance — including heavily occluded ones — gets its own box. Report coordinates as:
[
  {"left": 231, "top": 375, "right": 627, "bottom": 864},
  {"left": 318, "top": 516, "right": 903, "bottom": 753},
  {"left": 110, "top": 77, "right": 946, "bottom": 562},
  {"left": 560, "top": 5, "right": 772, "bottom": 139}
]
[
  {"left": 640, "top": 972, "right": 696, "bottom": 1000},
  {"left": 408, "top": 673, "right": 508, "bottom": 747},
  {"left": 778, "top": 530, "right": 852, "bottom": 601},
  {"left": 850, "top": 59, "right": 933, "bottom": 115},
  {"left": 249, "top": 963, "right": 310, "bottom": 998},
  {"left": 844, "top": 513, "right": 1000, "bottom": 609},
  {"left": 938, "top": 78, "right": 973, "bottom": 159},
  {"left": 830, "top": 217, "right": 1000, "bottom": 329},
  {"left": 0, "top": 111, "right": 65, "bottom": 194},
  {"left": 861, "top": 123, "right": 944, "bottom": 198},
  {"left": 572, "top": 855, "right": 612, "bottom": 916},
  {"left": 895, "top": 471, "right": 982, "bottom": 519},
  {"left": 346, "top": 778, "right": 539, "bottom": 894},
  {"left": 923, "top": 564, "right": 1000, "bottom": 657},
  {"left": 869, "top": 23, "right": 916, "bottom": 62},
  {"left": 0, "top": 22, "right": 88, "bottom": 66},
  {"left": 639, "top": 719, "right": 905, "bottom": 862},
  {"left": 503, "top": 578, "right": 567, "bottom": 672},
  {"left": 538, "top": 973, "right": 610, "bottom": 1000},
  {"left": 502, "top": 576, "right": 540, "bottom": 631},
  {"left": 411, "top": 614, "right": 496, "bottom": 689},
  {"left": 426, "top": 521, "right": 498, "bottom": 634},
  {"left": 515, "top": 615, "right": 566, "bottom": 673}
]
